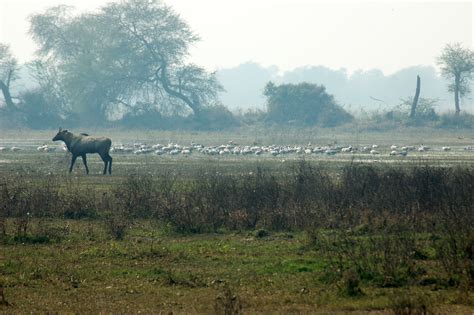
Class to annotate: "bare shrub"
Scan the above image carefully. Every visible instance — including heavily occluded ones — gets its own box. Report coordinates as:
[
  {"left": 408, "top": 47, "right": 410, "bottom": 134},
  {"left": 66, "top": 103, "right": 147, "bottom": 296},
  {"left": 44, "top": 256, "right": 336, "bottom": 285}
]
[
  {"left": 390, "top": 289, "right": 432, "bottom": 315},
  {"left": 103, "top": 210, "right": 129, "bottom": 240},
  {"left": 28, "top": 175, "right": 61, "bottom": 217},
  {"left": 113, "top": 174, "right": 157, "bottom": 218},
  {"left": 214, "top": 284, "right": 243, "bottom": 315},
  {"left": 239, "top": 167, "right": 281, "bottom": 229},
  {"left": 60, "top": 180, "right": 97, "bottom": 219},
  {"left": 339, "top": 269, "right": 364, "bottom": 297}
]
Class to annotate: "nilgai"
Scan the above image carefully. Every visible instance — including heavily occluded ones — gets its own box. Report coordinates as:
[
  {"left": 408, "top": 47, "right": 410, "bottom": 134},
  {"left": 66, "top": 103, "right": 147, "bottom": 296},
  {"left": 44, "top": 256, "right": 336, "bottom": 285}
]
[{"left": 52, "top": 128, "right": 113, "bottom": 175}]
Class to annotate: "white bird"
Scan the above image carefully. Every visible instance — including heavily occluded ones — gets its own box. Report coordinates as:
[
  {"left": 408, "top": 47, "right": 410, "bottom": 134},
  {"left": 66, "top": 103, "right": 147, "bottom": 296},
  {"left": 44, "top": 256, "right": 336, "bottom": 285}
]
[{"left": 341, "top": 146, "right": 352, "bottom": 153}]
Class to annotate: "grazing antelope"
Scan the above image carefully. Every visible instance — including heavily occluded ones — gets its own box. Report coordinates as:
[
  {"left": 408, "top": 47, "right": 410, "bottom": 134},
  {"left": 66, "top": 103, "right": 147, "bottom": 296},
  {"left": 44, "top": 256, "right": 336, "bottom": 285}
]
[{"left": 52, "top": 128, "right": 113, "bottom": 175}]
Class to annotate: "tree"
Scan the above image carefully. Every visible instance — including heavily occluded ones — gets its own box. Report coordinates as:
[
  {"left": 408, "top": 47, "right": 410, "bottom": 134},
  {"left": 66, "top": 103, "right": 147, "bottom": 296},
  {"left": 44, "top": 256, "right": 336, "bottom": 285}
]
[
  {"left": 263, "top": 82, "right": 352, "bottom": 126},
  {"left": 0, "top": 43, "right": 18, "bottom": 112},
  {"left": 29, "top": 0, "right": 222, "bottom": 125},
  {"left": 437, "top": 43, "right": 474, "bottom": 115}
]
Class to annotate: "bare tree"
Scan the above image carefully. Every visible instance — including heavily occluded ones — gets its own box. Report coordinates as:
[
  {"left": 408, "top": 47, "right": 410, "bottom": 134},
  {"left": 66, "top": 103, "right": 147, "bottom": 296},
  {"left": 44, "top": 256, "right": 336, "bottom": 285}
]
[{"left": 437, "top": 43, "right": 474, "bottom": 115}]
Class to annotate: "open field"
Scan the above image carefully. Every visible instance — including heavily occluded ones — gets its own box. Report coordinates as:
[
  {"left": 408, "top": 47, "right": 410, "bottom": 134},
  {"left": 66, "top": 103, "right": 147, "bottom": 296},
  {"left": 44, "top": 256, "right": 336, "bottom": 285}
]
[
  {"left": 0, "top": 126, "right": 473, "bottom": 177},
  {"left": 0, "top": 127, "right": 473, "bottom": 313}
]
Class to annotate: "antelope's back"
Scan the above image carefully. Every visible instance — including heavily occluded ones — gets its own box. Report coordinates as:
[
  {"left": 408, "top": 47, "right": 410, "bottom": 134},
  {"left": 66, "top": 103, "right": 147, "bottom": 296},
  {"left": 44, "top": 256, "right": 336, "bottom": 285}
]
[{"left": 79, "top": 136, "right": 112, "bottom": 154}]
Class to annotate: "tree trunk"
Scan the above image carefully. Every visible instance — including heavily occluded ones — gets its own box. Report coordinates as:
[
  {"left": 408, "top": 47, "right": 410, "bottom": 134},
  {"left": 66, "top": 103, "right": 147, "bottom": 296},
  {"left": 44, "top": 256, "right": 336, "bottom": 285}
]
[
  {"left": 0, "top": 79, "right": 16, "bottom": 111},
  {"left": 454, "top": 75, "right": 460, "bottom": 115},
  {"left": 410, "top": 75, "right": 421, "bottom": 118}
]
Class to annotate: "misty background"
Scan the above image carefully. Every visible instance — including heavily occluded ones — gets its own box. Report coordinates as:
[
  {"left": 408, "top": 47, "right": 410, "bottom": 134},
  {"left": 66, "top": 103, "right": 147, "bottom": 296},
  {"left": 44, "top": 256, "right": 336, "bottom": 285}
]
[
  {"left": 1, "top": 0, "right": 473, "bottom": 129},
  {"left": 216, "top": 63, "right": 466, "bottom": 114},
  {"left": 11, "top": 62, "right": 469, "bottom": 115}
]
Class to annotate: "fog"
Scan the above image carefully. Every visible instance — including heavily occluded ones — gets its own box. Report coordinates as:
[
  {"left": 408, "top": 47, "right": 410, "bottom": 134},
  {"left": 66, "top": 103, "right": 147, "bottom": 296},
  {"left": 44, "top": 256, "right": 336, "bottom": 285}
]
[
  {"left": 217, "top": 63, "right": 470, "bottom": 113},
  {"left": 1, "top": 0, "right": 472, "bottom": 73}
]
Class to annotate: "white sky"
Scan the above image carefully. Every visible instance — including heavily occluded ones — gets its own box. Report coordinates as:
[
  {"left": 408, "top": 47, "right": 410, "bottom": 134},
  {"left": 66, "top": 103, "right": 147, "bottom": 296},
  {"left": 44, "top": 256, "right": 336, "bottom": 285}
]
[{"left": 0, "top": 0, "right": 472, "bottom": 75}]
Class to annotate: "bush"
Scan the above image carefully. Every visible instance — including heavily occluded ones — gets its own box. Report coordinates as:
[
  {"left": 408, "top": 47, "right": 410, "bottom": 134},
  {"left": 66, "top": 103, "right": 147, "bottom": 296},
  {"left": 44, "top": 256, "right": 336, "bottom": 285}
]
[
  {"left": 437, "top": 112, "right": 474, "bottom": 129},
  {"left": 18, "top": 89, "right": 64, "bottom": 129},
  {"left": 103, "top": 210, "right": 129, "bottom": 241},
  {"left": 264, "top": 81, "right": 353, "bottom": 126},
  {"left": 193, "top": 105, "right": 240, "bottom": 130}
]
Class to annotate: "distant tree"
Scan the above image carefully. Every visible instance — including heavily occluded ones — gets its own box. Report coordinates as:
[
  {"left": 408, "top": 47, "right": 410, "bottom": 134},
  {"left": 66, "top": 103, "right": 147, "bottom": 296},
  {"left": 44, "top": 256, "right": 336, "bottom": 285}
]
[
  {"left": 17, "top": 89, "right": 64, "bottom": 129},
  {"left": 263, "top": 82, "right": 352, "bottom": 126},
  {"left": 0, "top": 44, "right": 65, "bottom": 129},
  {"left": 29, "top": 0, "right": 223, "bottom": 125},
  {"left": 437, "top": 43, "right": 474, "bottom": 115},
  {"left": 0, "top": 43, "right": 18, "bottom": 112}
]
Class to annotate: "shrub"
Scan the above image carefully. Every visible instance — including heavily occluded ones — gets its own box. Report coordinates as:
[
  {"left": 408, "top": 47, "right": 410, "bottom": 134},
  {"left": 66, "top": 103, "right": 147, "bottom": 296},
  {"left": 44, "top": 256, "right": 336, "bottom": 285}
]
[
  {"left": 193, "top": 105, "right": 240, "bottom": 130},
  {"left": 264, "top": 81, "right": 353, "bottom": 126},
  {"left": 437, "top": 112, "right": 474, "bottom": 129}
]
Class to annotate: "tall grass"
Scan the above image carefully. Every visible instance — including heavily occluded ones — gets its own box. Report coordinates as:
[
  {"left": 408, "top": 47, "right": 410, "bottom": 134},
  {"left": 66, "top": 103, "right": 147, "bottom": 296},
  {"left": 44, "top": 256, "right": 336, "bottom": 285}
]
[{"left": 1, "top": 162, "right": 472, "bottom": 231}]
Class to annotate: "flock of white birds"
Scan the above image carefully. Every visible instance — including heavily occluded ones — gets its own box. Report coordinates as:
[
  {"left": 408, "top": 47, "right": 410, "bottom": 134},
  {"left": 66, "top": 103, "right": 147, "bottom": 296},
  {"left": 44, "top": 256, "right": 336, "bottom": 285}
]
[{"left": 0, "top": 142, "right": 473, "bottom": 157}]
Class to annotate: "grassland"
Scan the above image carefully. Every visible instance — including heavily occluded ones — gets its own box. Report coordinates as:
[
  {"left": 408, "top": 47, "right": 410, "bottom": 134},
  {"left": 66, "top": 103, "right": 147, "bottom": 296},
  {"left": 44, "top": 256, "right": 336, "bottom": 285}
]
[
  {"left": 0, "top": 127, "right": 473, "bottom": 314},
  {"left": 2, "top": 221, "right": 473, "bottom": 314}
]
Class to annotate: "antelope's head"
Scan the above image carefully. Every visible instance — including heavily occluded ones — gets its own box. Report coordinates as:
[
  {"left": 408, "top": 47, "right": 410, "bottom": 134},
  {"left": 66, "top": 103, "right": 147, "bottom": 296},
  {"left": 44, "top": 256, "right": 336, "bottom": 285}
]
[{"left": 52, "top": 127, "right": 68, "bottom": 141}]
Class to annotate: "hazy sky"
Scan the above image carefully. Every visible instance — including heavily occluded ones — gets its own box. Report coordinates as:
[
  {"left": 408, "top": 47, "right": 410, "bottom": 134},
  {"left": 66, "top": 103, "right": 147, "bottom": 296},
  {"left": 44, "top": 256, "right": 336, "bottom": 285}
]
[{"left": 0, "top": 0, "right": 472, "bottom": 75}]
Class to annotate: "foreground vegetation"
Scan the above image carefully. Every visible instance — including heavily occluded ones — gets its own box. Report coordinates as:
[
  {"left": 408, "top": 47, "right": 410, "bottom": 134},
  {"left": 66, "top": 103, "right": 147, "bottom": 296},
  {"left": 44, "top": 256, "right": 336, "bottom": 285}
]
[
  {"left": 1, "top": 157, "right": 473, "bottom": 313},
  {"left": 1, "top": 221, "right": 473, "bottom": 313}
]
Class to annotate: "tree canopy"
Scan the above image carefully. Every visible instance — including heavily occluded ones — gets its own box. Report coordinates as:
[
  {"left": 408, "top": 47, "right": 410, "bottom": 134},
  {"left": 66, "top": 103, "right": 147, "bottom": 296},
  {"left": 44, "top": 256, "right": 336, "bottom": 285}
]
[
  {"left": 29, "top": 0, "right": 223, "bottom": 125},
  {"left": 263, "top": 82, "right": 352, "bottom": 126}
]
